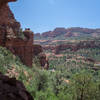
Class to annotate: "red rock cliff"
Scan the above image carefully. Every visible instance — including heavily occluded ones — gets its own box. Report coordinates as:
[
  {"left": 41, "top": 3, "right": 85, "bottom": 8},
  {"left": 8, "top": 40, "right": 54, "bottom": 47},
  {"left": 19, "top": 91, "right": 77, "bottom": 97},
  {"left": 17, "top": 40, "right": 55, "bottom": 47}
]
[
  {"left": 0, "top": 0, "right": 34, "bottom": 67},
  {"left": 0, "top": 0, "right": 49, "bottom": 68}
]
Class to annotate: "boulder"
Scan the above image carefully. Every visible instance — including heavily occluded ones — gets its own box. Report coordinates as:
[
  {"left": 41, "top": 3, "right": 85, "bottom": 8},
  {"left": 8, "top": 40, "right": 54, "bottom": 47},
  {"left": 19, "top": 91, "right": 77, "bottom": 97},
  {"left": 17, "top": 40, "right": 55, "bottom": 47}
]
[{"left": 0, "top": 72, "right": 34, "bottom": 100}]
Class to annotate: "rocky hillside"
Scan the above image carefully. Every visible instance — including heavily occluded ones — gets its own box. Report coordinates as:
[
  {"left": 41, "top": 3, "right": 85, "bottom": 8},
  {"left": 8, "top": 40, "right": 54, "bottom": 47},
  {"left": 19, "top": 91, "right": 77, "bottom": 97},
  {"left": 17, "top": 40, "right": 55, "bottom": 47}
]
[
  {"left": 34, "top": 27, "right": 100, "bottom": 65},
  {"left": 34, "top": 27, "right": 100, "bottom": 45},
  {"left": 35, "top": 27, "right": 100, "bottom": 39},
  {"left": 0, "top": 45, "right": 48, "bottom": 99},
  {"left": 0, "top": 46, "right": 35, "bottom": 99}
]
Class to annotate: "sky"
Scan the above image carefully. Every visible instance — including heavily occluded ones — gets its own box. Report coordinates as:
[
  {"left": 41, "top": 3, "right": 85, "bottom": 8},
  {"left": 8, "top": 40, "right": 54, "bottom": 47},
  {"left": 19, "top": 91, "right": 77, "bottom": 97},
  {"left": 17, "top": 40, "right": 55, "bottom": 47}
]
[{"left": 9, "top": 0, "right": 100, "bottom": 33}]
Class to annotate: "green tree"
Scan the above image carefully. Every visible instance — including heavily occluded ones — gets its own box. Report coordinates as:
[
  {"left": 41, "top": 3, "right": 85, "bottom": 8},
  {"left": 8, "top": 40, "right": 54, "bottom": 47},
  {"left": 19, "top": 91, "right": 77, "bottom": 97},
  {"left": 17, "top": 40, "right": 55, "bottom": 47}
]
[{"left": 71, "top": 70, "right": 97, "bottom": 100}]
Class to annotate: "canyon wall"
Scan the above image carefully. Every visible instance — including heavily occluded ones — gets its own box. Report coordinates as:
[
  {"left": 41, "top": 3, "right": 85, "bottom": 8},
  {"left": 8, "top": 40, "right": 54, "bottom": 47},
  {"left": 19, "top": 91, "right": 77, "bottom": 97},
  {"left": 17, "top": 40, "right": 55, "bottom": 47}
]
[
  {"left": 0, "top": 0, "right": 48, "bottom": 68},
  {"left": 0, "top": 0, "right": 34, "bottom": 67}
]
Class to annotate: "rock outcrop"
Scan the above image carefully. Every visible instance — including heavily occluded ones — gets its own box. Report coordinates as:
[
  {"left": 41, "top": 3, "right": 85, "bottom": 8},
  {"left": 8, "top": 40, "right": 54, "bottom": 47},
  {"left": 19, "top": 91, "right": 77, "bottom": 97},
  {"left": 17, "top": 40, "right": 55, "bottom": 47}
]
[
  {"left": 0, "top": 72, "right": 33, "bottom": 100},
  {"left": 35, "top": 28, "right": 67, "bottom": 38},
  {"left": 0, "top": 0, "right": 48, "bottom": 68},
  {"left": 0, "top": 0, "right": 34, "bottom": 67},
  {"left": 33, "top": 44, "right": 49, "bottom": 69},
  {"left": 33, "top": 44, "right": 43, "bottom": 56}
]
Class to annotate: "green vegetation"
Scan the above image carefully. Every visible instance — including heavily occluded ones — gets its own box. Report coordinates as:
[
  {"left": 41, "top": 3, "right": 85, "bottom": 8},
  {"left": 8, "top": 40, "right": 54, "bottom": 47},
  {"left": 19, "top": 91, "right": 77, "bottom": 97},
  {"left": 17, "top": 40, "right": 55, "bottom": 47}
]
[
  {"left": 48, "top": 47, "right": 100, "bottom": 71},
  {"left": 0, "top": 44, "right": 100, "bottom": 100}
]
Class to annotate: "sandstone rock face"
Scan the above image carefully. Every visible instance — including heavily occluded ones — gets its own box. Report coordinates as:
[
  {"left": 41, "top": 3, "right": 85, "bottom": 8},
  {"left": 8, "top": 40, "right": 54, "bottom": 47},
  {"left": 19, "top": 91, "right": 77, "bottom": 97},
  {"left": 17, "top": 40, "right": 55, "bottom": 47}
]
[
  {"left": 0, "top": 0, "right": 49, "bottom": 68},
  {"left": 33, "top": 44, "right": 43, "bottom": 56},
  {"left": 0, "top": 0, "right": 34, "bottom": 67},
  {"left": 42, "top": 31, "right": 52, "bottom": 37},
  {"left": 42, "top": 28, "right": 67, "bottom": 38},
  {"left": 0, "top": 72, "right": 34, "bottom": 100},
  {"left": 39, "top": 53, "right": 49, "bottom": 69},
  {"left": 34, "top": 45, "right": 49, "bottom": 69}
]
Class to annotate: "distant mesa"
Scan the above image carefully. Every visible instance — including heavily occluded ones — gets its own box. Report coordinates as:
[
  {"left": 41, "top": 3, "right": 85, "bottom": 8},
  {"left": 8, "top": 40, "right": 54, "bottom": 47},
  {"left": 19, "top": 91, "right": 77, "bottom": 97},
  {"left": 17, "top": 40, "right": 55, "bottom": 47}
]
[{"left": 34, "top": 27, "right": 100, "bottom": 38}]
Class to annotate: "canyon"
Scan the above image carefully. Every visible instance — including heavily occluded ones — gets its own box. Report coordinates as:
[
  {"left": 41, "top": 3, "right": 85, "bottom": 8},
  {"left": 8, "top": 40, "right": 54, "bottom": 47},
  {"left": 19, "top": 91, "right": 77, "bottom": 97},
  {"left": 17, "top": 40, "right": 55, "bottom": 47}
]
[{"left": 34, "top": 27, "right": 100, "bottom": 56}]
